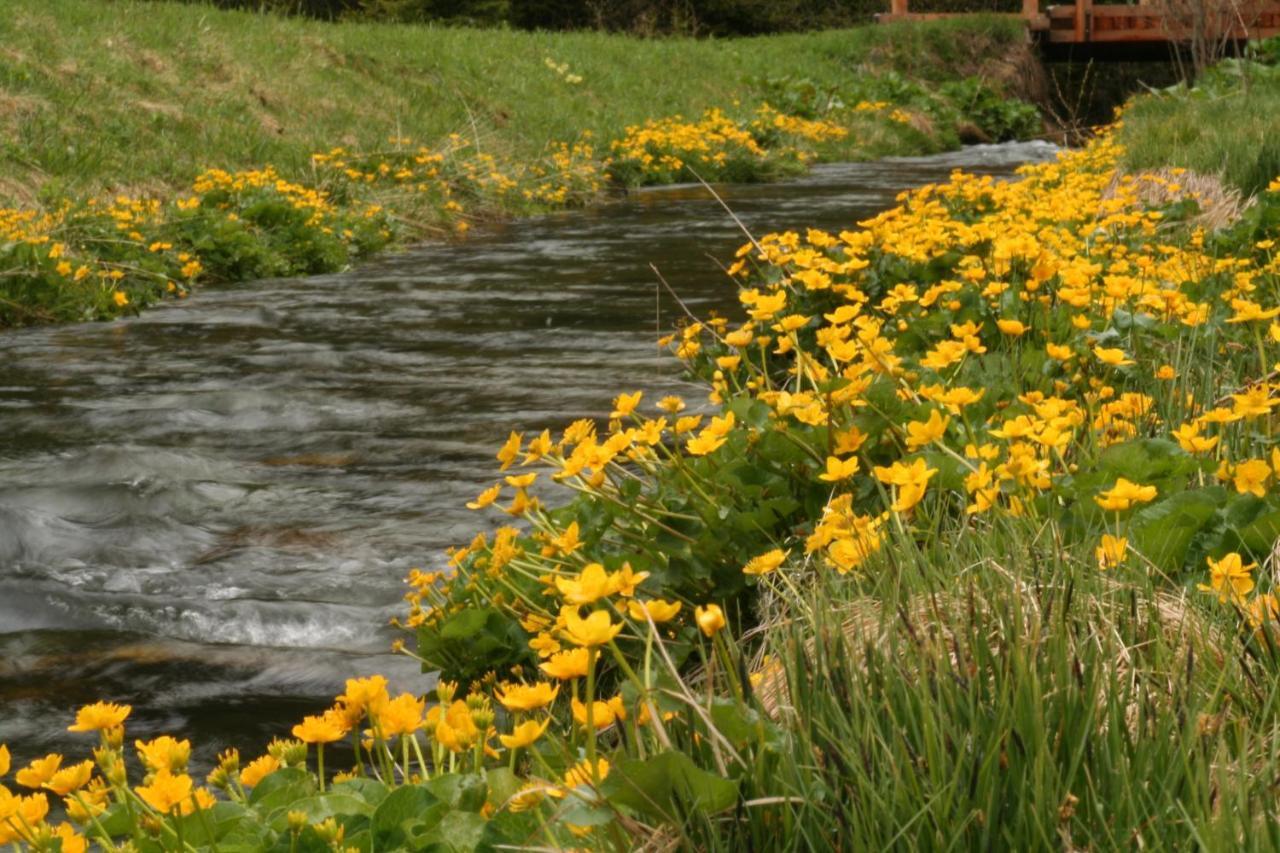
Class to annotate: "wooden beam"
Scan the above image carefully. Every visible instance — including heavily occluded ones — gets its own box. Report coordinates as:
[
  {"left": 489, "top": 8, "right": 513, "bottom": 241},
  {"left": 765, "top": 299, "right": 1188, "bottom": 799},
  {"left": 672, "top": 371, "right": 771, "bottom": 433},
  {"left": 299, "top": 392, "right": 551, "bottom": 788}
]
[{"left": 890, "top": 0, "right": 909, "bottom": 15}]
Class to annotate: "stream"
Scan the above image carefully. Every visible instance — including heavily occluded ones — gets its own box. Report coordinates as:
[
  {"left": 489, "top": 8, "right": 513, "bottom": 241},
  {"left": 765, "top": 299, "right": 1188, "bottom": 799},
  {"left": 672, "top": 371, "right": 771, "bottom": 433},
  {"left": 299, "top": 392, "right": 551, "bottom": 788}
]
[{"left": 0, "top": 141, "right": 1056, "bottom": 766}]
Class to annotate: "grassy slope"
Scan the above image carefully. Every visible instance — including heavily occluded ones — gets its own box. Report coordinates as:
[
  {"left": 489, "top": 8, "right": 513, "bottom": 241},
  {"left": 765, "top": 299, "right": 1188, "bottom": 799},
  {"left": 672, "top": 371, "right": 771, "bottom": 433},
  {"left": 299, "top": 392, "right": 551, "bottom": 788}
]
[
  {"left": 0, "top": 1, "right": 1027, "bottom": 204},
  {"left": 1119, "top": 71, "right": 1280, "bottom": 196}
]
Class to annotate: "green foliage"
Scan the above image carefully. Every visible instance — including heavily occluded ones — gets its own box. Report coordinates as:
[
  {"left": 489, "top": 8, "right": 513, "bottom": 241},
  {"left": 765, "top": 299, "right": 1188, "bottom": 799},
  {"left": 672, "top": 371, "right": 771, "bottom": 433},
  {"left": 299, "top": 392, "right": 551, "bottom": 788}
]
[
  {"left": 1120, "top": 52, "right": 1280, "bottom": 196},
  {"left": 939, "top": 76, "right": 1041, "bottom": 141}
]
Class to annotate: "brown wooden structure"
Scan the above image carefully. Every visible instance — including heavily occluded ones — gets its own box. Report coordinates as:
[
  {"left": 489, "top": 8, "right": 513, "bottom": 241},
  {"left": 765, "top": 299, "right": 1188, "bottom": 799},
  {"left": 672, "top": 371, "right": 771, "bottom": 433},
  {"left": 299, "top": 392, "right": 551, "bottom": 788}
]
[{"left": 878, "top": 0, "right": 1280, "bottom": 56}]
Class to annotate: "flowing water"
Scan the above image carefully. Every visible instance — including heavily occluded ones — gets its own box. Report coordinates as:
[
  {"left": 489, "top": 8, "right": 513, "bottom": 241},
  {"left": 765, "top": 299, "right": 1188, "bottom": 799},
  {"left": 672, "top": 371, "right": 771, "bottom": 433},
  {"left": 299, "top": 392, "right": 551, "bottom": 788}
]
[{"left": 0, "top": 142, "right": 1055, "bottom": 766}]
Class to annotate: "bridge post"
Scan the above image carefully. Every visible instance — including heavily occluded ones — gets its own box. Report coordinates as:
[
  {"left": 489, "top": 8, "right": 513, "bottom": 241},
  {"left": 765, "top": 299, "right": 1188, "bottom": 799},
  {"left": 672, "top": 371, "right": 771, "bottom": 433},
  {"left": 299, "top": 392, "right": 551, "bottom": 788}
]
[
  {"left": 1022, "top": 0, "right": 1038, "bottom": 19},
  {"left": 890, "top": 0, "right": 909, "bottom": 16},
  {"left": 1073, "top": 0, "right": 1092, "bottom": 40}
]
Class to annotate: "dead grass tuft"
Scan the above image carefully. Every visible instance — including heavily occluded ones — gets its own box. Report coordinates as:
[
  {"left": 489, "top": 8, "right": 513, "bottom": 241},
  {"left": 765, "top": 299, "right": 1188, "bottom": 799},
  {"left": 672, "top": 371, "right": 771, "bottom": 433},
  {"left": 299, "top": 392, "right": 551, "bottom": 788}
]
[{"left": 1104, "top": 167, "right": 1252, "bottom": 230}]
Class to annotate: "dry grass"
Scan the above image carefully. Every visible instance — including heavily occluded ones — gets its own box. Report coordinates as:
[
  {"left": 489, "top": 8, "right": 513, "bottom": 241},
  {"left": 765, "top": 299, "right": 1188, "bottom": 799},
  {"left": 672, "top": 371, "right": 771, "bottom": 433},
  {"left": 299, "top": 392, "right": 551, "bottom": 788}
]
[{"left": 1103, "top": 167, "right": 1253, "bottom": 230}]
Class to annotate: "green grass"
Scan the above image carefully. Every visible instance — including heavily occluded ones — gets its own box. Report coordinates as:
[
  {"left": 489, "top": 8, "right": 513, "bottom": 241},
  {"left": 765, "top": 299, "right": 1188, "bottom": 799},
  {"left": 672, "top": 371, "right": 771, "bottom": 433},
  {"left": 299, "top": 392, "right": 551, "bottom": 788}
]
[
  {"left": 672, "top": 517, "right": 1280, "bottom": 851},
  {"left": 1119, "top": 63, "right": 1280, "bottom": 196},
  {"left": 0, "top": 1, "right": 1029, "bottom": 205}
]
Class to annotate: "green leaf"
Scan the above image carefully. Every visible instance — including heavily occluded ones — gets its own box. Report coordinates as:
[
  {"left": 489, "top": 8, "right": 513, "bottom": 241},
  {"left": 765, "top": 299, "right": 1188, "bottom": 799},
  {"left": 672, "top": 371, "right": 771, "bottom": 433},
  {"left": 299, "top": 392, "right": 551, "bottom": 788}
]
[
  {"left": 1128, "top": 489, "right": 1221, "bottom": 571},
  {"left": 425, "top": 772, "right": 488, "bottom": 812},
  {"left": 600, "top": 750, "right": 739, "bottom": 821},
  {"left": 268, "top": 793, "right": 373, "bottom": 831},
  {"left": 410, "top": 810, "right": 493, "bottom": 852},
  {"left": 249, "top": 767, "right": 314, "bottom": 809},
  {"left": 372, "top": 784, "right": 441, "bottom": 849},
  {"left": 440, "top": 608, "right": 489, "bottom": 640},
  {"left": 328, "top": 776, "right": 390, "bottom": 806}
]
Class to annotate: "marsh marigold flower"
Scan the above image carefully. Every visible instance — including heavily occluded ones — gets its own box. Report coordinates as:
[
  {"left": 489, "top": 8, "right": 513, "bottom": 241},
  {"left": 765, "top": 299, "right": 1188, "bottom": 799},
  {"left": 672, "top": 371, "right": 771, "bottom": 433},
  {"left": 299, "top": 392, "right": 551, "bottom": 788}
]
[
  {"left": 904, "top": 410, "right": 949, "bottom": 450},
  {"left": 496, "top": 681, "right": 559, "bottom": 712},
  {"left": 375, "top": 693, "right": 425, "bottom": 738},
  {"left": 1093, "top": 346, "right": 1134, "bottom": 367},
  {"left": 1230, "top": 459, "right": 1271, "bottom": 497},
  {"left": 1199, "top": 553, "right": 1255, "bottom": 603},
  {"left": 695, "top": 603, "right": 726, "bottom": 637},
  {"left": 67, "top": 701, "right": 131, "bottom": 733},
  {"left": 1095, "top": 534, "right": 1127, "bottom": 569},
  {"left": 540, "top": 647, "right": 591, "bottom": 680},
  {"left": 239, "top": 755, "right": 280, "bottom": 788},
  {"left": 1094, "top": 478, "right": 1157, "bottom": 511},
  {"left": 626, "top": 598, "right": 683, "bottom": 622},
  {"left": 499, "top": 718, "right": 550, "bottom": 749},
  {"left": 873, "top": 458, "right": 937, "bottom": 513},
  {"left": 135, "top": 736, "right": 190, "bottom": 774},
  {"left": 135, "top": 769, "right": 193, "bottom": 814},
  {"left": 43, "top": 761, "right": 93, "bottom": 797},
  {"left": 742, "top": 548, "right": 787, "bottom": 576},
  {"left": 291, "top": 709, "right": 349, "bottom": 744},
  {"left": 818, "top": 456, "right": 860, "bottom": 482},
  {"left": 561, "top": 607, "right": 622, "bottom": 647},
  {"left": 15, "top": 755, "right": 61, "bottom": 789},
  {"left": 554, "top": 563, "right": 618, "bottom": 605}
]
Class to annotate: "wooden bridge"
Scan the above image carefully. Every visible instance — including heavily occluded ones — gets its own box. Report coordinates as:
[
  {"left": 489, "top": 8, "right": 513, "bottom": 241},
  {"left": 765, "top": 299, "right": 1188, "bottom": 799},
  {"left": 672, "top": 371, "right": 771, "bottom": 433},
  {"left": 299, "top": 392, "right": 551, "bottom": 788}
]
[{"left": 880, "top": 0, "right": 1280, "bottom": 58}]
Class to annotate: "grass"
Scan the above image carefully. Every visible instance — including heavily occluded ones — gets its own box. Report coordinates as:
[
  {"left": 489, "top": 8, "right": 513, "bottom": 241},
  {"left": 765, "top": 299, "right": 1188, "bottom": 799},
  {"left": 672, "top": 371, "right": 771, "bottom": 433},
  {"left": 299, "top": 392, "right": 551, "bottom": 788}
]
[
  {"left": 0, "top": 1, "right": 1031, "bottom": 205},
  {"left": 723, "top": 518, "right": 1280, "bottom": 851},
  {"left": 1119, "top": 60, "right": 1280, "bottom": 196}
]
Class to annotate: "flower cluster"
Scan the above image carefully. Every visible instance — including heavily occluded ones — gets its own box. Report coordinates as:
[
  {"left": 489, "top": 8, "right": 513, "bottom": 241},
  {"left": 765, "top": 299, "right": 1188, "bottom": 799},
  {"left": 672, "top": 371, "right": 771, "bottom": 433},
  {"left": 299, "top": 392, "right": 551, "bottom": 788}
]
[{"left": 417, "top": 125, "right": 1280, "bottom": 697}]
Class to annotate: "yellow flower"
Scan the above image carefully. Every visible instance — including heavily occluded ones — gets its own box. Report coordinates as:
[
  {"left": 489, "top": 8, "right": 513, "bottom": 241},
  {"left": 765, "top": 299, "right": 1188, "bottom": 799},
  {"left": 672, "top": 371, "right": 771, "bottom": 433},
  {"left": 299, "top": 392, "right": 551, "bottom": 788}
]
[
  {"left": 112, "top": 291, "right": 129, "bottom": 308},
  {"left": 0, "top": 744, "right": 8, "bottom": 777},
  {"left": 135, "top": 736, "right": 191, "bottom": 774},
  {"left": 239, "top": 755, "right": 280, "bottom": 788},
  {"left": 495, "top": 681, "right": 559, "bottom": 712},
  {"left": 1171, "top": 423, "right": 1218, "bottom": 454},
  {"left": 1094, "top": 478, "right": 1157, "bottom": 511},
  {"left": 0, "top": 791, "right": 49, "bottom": 845},
  {"left": 742, "top": 548, "right": 787, "bottom": 575},
  {"left": 336, "top": 675, "right": 390, "bottom": 723},
  {"left": 563, "top": 757, "right": 609, "bottom": 788},
  {"left": 554, "top": 563, "right": 618, "bottom": 605},
  {"left": 1093, "top": 346, "right": 1134, "bottom": 367},
  {"left": 685, "top": 431, "right": 727, "bottom": 456},
  {"left": 1046, "top": 342, "right": 1074, "bottom": 361},
  {"left": 49, "top": 823, "right": 87, "bottom": 853},
  {"left": 571, "top": 696, "right": 626, "bottom": 730},
  {"left": 496, "top": 432, "right": 522, "bottom": 471},
  {"left": 626, "top": 598, "right": 683, "bottom": 623},
  {"left": 43, "top": 761, "right": 93, "bottom": 796},
  {"left": 695, "top": 603, "right": 726, "bottom": 637},
  {"left": 15, "top": 755, "right": 62, "bottom": 789},
  {"left": 135, "top": 769, "right": 193, "bottom": 814},
  {"left": 1155, "top": 364, "right": 1176, "bottom": 380},
  {"left": 657, "top": 396, "right": 686, "bottom": 413},
  {"left": 904, "top": 409, "right": 949, "bottom": 450},
  {"left": 466, "top": 483, "right": 501, "bottom": 510},
  {"left": 1198, "top": 553, "right": 1255, "bottom": 603},
  {"left": 540, "top": 648, "right": 592, "bottom": 680},
  {"left": 1095, "top": 534, "right": 1127, "bottom": 569},
  {"left": 499, "top": 718, "right": 550, "bottom": 749},
  {"left": 1231, "top": 385, "right": 1275, "bottom": 419},
  {"left": 1230, "top": 458, "right": 1270, "bottom": 497},
  {"left": 561, "top": 607, "right": 622, "bottom": 647},
  {"left": 996, "top": 318, "right": 1027, "bottom": 336},
  {"left": 374, "top": 693, "right": 425, "bottom": 738},
  {"left": 67, "top": 701, "right": 131, "bottom": 733},
  {"left": 818, "top": 456, "right": 860, "bottom": 482},
  {"left": 291, "top": 709, "right": 349, "bottom": 744},
  {"left": 550, "top": 521, "right": 582, "bottom": 555},
  {"left": 610, "top": 391, "right": 642, "bottom": 419},
  {"left": 873, "top": 457, "right": 938, "bottom": 513}
]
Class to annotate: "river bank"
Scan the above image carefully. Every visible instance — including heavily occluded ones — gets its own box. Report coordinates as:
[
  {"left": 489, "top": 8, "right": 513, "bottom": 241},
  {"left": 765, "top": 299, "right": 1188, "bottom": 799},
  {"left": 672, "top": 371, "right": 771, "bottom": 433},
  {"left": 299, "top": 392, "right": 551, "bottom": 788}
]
[{"left": 0, "top": 1, "right": 1043, "bottom": 326}]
